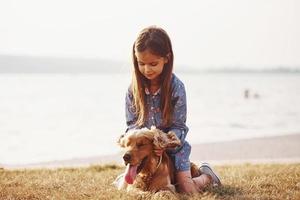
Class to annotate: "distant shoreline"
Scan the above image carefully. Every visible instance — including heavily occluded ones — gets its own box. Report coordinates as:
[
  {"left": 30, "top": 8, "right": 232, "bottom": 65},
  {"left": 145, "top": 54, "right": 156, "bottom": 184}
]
[
  {"left": 2, "top": 133, "right": 299, "bottom": 169},
  {"left": 1, "top": 55, "right": 300, "bottom": 74}
]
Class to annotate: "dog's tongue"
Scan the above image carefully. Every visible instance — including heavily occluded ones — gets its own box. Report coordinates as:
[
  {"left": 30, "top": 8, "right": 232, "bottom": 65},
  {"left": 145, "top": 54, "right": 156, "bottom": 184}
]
[{"left": 124, "top": 164, "right": 138, "bottom": 184}]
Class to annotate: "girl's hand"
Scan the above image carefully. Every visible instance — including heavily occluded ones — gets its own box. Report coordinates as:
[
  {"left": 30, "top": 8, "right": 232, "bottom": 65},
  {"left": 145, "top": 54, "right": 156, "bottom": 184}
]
[{"left": 154, "top": 148, "right": 164, "bottom": 156}]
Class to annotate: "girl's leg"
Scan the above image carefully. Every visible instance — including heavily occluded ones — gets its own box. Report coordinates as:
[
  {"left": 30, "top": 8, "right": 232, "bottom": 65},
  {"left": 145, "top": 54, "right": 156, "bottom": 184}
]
[
  {"left": 176, "top": 170, "right": 213, "bottom": 193},
  {"left": 175, "top": 170, "right": 199, "bottom": 193},
  {"left": 172, "top": 143, "right": 215, "bottom": 193},
  {"left": 192, "top": 174, "right": 212, "bottom": 190}
]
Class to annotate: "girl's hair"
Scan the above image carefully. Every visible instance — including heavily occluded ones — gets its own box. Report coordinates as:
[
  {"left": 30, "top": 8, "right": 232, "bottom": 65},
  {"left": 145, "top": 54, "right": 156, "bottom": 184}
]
[{"left": 131, "top": 26, "right": 174, "bottom": 127}]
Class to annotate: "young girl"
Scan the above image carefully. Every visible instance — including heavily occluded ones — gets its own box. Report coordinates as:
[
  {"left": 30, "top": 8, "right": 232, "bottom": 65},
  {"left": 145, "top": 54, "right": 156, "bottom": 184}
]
[{"left": 123, "top": 26, "right": 221, "bottom": 193}]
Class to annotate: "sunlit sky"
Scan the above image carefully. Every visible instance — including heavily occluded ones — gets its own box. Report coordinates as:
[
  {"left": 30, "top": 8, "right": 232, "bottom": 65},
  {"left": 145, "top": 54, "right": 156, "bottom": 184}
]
[{"left": 0, "top": 0, "right": 299, "bottom": 68}]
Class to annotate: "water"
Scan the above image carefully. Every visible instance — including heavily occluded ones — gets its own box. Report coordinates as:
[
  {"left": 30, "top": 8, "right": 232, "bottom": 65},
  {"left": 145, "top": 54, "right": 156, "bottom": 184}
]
[{"left": 0, "top": 72, "right": 299, "bottom": 165}]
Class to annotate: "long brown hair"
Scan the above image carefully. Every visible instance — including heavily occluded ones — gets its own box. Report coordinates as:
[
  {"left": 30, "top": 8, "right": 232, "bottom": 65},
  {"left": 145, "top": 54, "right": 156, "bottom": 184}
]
[{"left": 131, "top": 26, "right": 174, "bottom": 127}]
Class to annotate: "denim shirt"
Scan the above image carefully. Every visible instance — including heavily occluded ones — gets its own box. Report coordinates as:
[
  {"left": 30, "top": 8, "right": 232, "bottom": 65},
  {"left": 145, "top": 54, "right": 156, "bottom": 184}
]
[{"left": 125, "top": 74, "right": 191, "bottom": 171}]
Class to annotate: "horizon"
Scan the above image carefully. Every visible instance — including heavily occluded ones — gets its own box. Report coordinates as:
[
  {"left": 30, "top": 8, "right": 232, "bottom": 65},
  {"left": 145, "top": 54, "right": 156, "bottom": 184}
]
[{"left": 0, "top": 54, "right": 300, "bottom": 73}]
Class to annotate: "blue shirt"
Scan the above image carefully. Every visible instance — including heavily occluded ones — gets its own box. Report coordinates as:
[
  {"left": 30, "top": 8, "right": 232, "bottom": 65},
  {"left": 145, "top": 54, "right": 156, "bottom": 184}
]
[{"left": 125, "top": 74, "right": 191, "bottom": 171}]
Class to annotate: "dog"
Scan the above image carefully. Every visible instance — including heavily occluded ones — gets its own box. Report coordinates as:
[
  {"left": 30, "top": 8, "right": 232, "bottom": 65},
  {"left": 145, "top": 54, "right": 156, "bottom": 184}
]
[{"left": 114, "top": 126, "right": 200, "bottom": 193}]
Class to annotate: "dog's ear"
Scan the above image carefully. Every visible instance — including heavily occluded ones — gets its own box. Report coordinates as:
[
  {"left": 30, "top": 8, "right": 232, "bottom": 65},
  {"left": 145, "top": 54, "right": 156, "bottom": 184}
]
[
  {"left": 117, "top": 134, "right": 125, "bottom": 147},
  {"left": 152, "top": 129, "right": 181, "bottom": 149}
]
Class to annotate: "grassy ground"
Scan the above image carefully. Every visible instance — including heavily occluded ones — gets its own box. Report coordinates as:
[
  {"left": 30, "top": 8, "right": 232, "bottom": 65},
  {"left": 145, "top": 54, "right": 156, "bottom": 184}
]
[{"left": 0, "top": 163, "right": 300, "bottom": 200}]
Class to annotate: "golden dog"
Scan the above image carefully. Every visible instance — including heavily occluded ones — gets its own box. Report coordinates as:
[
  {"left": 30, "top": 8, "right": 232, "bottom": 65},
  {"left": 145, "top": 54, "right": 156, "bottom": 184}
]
[{"left": 115, "top": 126, "right": 200, "bottom": 193}]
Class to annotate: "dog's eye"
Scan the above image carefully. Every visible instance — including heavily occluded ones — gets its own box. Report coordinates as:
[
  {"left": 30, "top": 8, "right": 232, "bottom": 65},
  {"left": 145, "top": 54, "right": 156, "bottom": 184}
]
[{"left": 136, "top": 143, "right": 145, "bottom": 148}]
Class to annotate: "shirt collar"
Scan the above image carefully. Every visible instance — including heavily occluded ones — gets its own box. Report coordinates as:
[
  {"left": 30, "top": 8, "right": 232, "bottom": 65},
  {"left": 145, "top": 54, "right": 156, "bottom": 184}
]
[{"left": 145, "top": 87, "right": 161, "bottom": 96}]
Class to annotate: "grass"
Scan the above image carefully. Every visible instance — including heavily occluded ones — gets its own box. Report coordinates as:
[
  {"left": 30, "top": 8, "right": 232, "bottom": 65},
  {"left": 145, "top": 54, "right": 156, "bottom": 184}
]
[{"left": 1, "top": 163, "right": 300, "bottom": 200}]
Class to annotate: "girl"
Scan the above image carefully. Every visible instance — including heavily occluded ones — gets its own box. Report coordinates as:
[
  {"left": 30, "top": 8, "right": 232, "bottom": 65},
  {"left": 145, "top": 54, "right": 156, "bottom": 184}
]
[{"left": 124, "top": 26, "right": 221, "bottom": 193}]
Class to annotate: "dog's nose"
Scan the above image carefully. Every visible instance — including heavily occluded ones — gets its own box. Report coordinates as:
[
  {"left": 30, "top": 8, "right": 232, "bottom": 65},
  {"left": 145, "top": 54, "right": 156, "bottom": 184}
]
[{"left": 123, "top": 153, "right": 131, "bottom": 162}]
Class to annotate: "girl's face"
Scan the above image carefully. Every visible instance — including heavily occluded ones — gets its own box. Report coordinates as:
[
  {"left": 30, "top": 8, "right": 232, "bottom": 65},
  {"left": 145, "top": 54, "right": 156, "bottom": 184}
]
[{"left": 135, "top": 49, "right": 168, "bottom": 84}]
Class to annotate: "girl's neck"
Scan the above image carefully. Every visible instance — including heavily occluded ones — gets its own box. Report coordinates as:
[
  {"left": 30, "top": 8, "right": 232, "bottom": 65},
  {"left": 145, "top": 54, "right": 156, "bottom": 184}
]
[
  {"left": 149, "top": 80, "right": 160, "bottom": 93},
  {"left": 150, "top": 78, "right": 160, "bottom": 87},
  {"left": 150, "top": 82, "right": 160, "bottom": 87}
]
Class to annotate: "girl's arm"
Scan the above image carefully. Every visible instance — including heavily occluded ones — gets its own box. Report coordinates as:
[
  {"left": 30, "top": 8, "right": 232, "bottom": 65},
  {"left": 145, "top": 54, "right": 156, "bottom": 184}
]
[{"left": 168, "top": 80, "right": 189, "bottom": 148}]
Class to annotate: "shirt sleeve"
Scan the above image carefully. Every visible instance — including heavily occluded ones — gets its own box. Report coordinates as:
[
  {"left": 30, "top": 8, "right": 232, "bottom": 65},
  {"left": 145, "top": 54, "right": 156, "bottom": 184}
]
[
  {"left": 125, "top": 87, "right": 139, "bottom": 132},
  {"left": 168, "top": 80, "right": 189, "bottom": 148}
]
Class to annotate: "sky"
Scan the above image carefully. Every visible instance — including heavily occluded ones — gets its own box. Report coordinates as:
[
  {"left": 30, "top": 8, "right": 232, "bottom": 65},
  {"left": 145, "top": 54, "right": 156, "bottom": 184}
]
[{"left": 0, "top": 0, "right": 299, "bottom": 69}]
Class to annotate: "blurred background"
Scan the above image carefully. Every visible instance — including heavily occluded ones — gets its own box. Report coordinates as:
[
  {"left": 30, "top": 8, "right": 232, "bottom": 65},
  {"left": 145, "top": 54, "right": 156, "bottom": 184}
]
[{"left": 0, "top": 0, "right": 299, "bottom": 165}]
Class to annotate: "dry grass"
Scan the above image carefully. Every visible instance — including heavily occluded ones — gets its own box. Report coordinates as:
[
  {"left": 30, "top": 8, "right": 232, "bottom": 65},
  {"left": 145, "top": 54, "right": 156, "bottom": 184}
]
[{"left": 0, "top": 163, "right": 300, "bottom": 200}]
